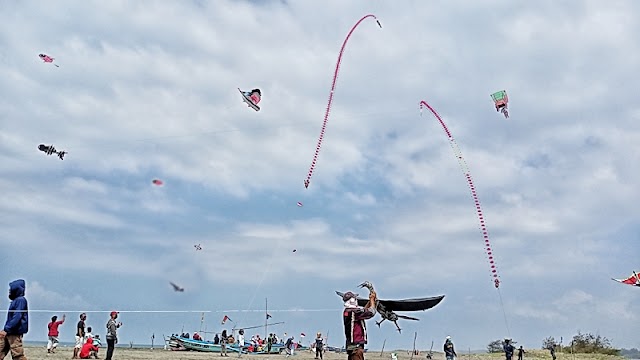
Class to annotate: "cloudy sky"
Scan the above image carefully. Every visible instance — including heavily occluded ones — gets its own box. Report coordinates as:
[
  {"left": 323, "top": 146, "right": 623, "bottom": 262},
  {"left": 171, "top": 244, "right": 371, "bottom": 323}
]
[{"left": 1, "top": 0, "right": 639, "bottom": 351}]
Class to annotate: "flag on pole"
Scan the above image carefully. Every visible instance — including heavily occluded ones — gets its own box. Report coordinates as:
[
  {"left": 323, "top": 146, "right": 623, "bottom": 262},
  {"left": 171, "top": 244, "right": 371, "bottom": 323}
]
[
  {"left": 266, "top": 313, "right": 272, "bottom": 319},
  {"left": 222, "top": 315, "right": 232, "bottom": 325}
]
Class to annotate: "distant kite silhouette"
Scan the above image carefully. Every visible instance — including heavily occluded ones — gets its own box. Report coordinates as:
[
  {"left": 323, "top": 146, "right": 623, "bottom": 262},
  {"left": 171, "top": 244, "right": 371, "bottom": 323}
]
[
  {"left": 38, "top": 144, "right": 67, "bottom": 160},
  {"left": 170, "top": 282, "right": 184, "bottom": 292}
]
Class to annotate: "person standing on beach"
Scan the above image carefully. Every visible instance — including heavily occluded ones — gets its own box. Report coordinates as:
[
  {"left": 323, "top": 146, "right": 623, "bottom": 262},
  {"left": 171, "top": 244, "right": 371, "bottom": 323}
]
[
  {"left": 444, "top": 336, "right": 457, "bottom": 360},
  {"left": 237, "top": 329, "right": 245, "bottom": 348},
  {"left": 74, "top": 313, "right": 87, "bottom": 359},
  {"left": 267, "top": 333, "right": 273, "bottom": 354},
  {"left": 47, "top": 314, "right": 65, "bottom": 353},
  {"left": 220, "top": 330, "right": 228, "bottom": 357},
  {"left": 503, "top": 338, "right": 515, "bottom": 360},
  {"left": 549, "top": 346, "right": 556, "bottom": 360},
  {"left": 517, "top": 346, "right": 526, "bottom": 360},
  {"left": 342, "top": 291, "right": 376, "bottom": 360},
  {"left": 315, "top": 332, "right": 324, "bottom": 360},
  {"left": 105, "top": 311, "right": 122, "bottom": 360},
  {"left": 0, "top": 279, "right": 29, "bottom": 360}
]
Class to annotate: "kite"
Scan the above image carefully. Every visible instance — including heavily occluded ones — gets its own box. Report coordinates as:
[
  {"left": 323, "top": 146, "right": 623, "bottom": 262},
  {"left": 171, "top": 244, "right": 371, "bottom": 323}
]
[
  {"left": 490, "top": 90, "right": 509, "bottom": 119},
  {"left": 238, "top": 88, "right": 261, "bottom": 111},
  {"left": 296, "top": 202, "right": 303, "bottom": 207},
  {"left": 38, "top": 53, "right": 59, "bottom": 67},
  {"left": 337, "top": 281, "right": 444, "bottom": 333},
  {"left": 152, "top": 179, "right": 163, "bottom": 186},
  {"left": 221, "top": 315, "right": 233, "bottom": 325},
  {"left": 38, "top": 144, "right": 67, "bottom": 160},
  {"left": 612, "top": 271, "right": 640, "bottom": 287},
  {"left": 170, "top": 282, "right": 184, "bottom": 292},
  {"left": 194, "top": 244, "right": 202, "bottom": 251},
  {"left": 419, "top": 100, "right": 501, "bottom": 289},
  {"left": 303, "top": 14, "right": 382, "bottom": 189}
]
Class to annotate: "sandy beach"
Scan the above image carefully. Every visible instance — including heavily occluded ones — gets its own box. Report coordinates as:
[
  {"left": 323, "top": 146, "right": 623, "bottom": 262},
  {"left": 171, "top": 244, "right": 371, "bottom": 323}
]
[{"left": 22, "top": 347, "right": 625, "bottom": 360}]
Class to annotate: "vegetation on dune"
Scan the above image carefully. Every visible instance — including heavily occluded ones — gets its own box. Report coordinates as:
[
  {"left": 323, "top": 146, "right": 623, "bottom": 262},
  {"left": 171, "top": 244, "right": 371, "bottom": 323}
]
[{"left": 542, "top": 333, "right": 620, "bottom": 356}]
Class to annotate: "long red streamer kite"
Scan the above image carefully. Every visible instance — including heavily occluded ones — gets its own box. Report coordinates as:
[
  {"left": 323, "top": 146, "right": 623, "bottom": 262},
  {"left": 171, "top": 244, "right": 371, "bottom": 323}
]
[
  {"left": 419, "top": 100, "right": 501, "bottom": 288},
  {"left": 303, "top": 14, "right": 382, "bottom": 189}
]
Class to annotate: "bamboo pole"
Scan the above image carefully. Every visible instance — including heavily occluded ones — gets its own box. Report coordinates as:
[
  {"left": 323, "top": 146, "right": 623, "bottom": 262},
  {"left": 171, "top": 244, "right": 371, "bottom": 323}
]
[{"left": 410, "top": 332, "right": 417, "bottom": 360}]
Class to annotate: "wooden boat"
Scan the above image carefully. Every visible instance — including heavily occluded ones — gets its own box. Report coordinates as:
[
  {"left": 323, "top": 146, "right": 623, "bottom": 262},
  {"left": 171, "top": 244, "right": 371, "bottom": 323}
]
[
  {"left": 165, "top": 335, "right": 187, "bottom": 351},
  {"left": 175, "top": 336, "right": 244, "bottom": 353}
]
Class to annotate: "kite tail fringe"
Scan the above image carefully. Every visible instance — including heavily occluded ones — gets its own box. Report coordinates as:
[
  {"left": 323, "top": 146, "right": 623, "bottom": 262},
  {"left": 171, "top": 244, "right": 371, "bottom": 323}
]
[{"left": 304, "top": 14, "right": 381, "bottom": 189}]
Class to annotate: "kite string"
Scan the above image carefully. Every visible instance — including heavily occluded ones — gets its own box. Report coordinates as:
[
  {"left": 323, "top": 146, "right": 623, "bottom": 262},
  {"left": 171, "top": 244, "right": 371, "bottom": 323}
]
[
  {"left": 1, "top": 309, "right": 341, "bottom": 313},
  {"left": 304, "top": 14, "right": 382, "bottom": 189},
  {"left": 56, "top": 108, "right": 414, "bottom": 152},
  {"left": 235, "top": 233, "right": 287, "bottom": 328},
  {"left": 497, "top": 287, "right": 511, "bottom": 338}
]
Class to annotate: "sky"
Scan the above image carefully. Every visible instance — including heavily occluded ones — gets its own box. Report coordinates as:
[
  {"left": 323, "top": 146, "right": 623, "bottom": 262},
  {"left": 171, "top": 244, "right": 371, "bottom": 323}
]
[{"left": 0, "top": 0, "right": 639, "bottom": 352}]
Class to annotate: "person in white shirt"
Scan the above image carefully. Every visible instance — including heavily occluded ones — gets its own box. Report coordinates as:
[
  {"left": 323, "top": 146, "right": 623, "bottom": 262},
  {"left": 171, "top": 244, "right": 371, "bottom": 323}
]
[{"left": 237, "top": 329, "right": 245, "bottom": 348}]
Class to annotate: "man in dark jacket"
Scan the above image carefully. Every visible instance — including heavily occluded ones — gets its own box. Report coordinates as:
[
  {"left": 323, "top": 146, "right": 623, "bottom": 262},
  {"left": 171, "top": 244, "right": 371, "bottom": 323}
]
[
  {"left": 444, "top": 336, "right": 456, "bottom": 360},
  {"left": 503, "top": 338, "right": 515, "bottom": 360},
  {"left": 0, "top": 279, "right": 29, "bottom": 359}
]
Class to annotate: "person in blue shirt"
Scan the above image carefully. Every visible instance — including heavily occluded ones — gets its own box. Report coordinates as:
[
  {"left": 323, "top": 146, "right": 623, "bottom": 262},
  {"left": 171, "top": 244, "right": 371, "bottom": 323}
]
[{"left": 0, "top": 279, "right": 29, "bottom": 360}]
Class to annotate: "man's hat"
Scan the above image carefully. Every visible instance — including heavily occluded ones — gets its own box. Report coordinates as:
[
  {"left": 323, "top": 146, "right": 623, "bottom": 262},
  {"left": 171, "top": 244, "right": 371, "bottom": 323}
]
[{"left": 342, "top": 291, "right": 358, "bottom": 302}]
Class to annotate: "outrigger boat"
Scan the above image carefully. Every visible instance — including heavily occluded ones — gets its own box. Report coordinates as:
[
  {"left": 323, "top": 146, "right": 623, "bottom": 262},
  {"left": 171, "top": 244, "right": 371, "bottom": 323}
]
[
  {"left": 166, "top": 298, "right": 289, "bottom": 353},
  {"left": 180, "top": 337, "right": 245, "bottom": 353}
]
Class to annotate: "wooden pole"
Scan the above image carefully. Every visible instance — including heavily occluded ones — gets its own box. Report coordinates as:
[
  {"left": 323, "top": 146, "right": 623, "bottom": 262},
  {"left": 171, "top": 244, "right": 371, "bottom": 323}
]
[
  {"left": 325, "top": 330, "right": 329, "bottom": 355},
  {"left": 380, "top": 339, "right": 387, "bottom": 357},
  {"left": 265, "top": 298, "right": 268, "bottom": 340},
  {"left": 410, "top": 332, "right": 417, "bottom": 360}
]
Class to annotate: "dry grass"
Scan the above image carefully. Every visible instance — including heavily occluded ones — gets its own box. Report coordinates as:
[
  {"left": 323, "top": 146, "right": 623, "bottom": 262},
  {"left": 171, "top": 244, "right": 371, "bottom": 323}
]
[{"left": 25, "top": 346, "right": 626, "bottom": 360}]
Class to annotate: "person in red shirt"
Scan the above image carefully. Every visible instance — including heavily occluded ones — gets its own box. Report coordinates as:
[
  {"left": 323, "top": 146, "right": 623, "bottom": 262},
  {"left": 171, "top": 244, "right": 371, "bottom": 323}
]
[
  {"left": 47, "top": 314, "right": 65, "bottom": 353},
  {"left": 79, "top": 337, "right": 98, "bottom": 359}
]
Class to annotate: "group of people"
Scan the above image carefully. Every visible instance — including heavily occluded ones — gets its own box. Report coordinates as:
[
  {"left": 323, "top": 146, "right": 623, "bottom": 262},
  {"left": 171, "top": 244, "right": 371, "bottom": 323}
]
[
  {"left": 444, "top": 336, "right": 530, "bottom": 360},
  {"left": 64, "top": 311, "right": 122, "bottom": 359},
  {"left": 47, "top": 312, "right": 101, "bottom": 359},
  {"left": 0, "top": 279, "right": 123, "bottom": 360}
]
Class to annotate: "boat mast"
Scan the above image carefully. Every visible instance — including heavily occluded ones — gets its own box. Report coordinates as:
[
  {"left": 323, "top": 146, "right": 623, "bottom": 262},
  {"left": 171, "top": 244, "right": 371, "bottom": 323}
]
[
  {"left": 200, "top": 312, "right": 204, "bottom": 334},
  {"left": 264, "top": 297, "right": 268, "bottom": 339}
]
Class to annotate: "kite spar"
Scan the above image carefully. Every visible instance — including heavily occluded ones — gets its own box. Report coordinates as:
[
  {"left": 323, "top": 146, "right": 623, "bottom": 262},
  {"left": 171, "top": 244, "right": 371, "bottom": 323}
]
[{"left": 303, "top": 14, "right": 382, "bottom": 189}]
